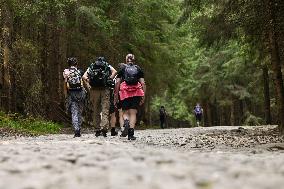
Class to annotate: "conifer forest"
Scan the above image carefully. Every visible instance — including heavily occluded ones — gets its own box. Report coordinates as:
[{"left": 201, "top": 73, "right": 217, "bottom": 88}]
[{"left": 1, "top": 0, "right": 284, "bottom": 133}]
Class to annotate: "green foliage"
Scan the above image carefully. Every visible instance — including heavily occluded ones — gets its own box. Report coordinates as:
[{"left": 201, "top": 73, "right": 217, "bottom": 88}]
[
  {"left": 152, "top": 32, "right": 264, "bottom": 124},
  {"left": 155, "top": 0, "right": 282, "bottom": 125},
  {"left": 243, "top": 112, "right": 264, "bottom": 126},
  {"left": 1, "top": 0, "right": 282, "bottom": 127},
  {"left": 0, "top": 112, "right": 62, "bottom": 135},
  {"left": 151, "top": 92, "right": 194, "bottom": 122},
  {"left": 2, "top": 0, "right": 182, "bottom": 121}
]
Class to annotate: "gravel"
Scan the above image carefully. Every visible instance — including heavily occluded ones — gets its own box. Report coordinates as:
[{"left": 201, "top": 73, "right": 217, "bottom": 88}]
[
  {"left": 0, "top": 127, "right": 35, "bottom": 138},
  {"left": 0, "top": 125, "right": 283, "bottom": 189},
  {"left": 135, "top": 126, "right": 284, "bottom": 151}
]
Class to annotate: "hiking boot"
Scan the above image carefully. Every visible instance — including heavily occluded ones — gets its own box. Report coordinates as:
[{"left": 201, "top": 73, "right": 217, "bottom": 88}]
[
  {"left": 128, "top": 128, "right": 136, "bottom": 140},
  {"left": 120, "top": 120, "right": 130, "bottom": 137},
  {"left": 101, "top": 129, "right": 107, "bottom": 137},
  {"left": 95, "top": 130, "right": 101, "bottom": 137},
  {"left": 74, "top": 129, "right": 81, "bottom": 138},
  {"left": 111, "top": 128, "right": 118, "bottom": 136}
]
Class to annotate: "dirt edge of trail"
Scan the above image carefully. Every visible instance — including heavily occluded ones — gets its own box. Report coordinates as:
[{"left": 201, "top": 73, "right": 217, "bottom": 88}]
[{"left": 134, "top": 125, "right": 284, "bottom": 152}]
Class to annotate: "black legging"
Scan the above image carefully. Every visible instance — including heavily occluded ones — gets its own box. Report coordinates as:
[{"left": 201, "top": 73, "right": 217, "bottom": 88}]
[
  {"left": 195, "top": 113, "right": 202, "bottom": 122},
  {"left": 160, "top": 116, "right": 165, "bottom": 129}
]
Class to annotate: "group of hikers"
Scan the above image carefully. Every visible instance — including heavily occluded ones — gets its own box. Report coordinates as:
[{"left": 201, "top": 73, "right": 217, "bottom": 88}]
[
  {"left": 63, "top": 54, "right": 146, "bottom": 140},
  {"left": 63, "top": 53, "right": 204, "bottom": 140}
]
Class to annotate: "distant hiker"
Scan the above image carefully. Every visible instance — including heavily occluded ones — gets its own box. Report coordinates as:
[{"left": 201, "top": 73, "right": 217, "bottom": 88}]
[
  {"left": 114, "top": 54, "right": 146, "bottom": 140},
  {"left": 159, "top": 106, "right": 167, "bottom": 129},
  {"left": 63, "top": 57, "right": 86, "bottom": 137},
  {"left": 194, "top": 103, "right": 203, "bottom": 127},
  {"left": 83, "top": 57, "right": 117, "bottom": 137}
]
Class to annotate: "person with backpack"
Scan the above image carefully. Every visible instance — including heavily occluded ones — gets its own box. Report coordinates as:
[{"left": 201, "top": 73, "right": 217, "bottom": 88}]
[
  {"left": 109, "top": 75, "right": 118, "bottom": 136},
  {"left": 117, "top": 63, "right": 127, "bottom": 134},
  {"left": 194, "top": 103, "right": 203, "bottom": 127},
  {"left": 114, "top": 54, "right": 146, "bottom": 140},
  {"left": 109, "top": 63, "right": 127, "bottom": 136},
  {"left": 63, "top": 57, "right": 86, "bottom": 137},
  {"left": 159, "top": 106, "right": 167, "bottom": 129},
  {"left": 83, "top": 57, "right": 117, "bottom": 137}
]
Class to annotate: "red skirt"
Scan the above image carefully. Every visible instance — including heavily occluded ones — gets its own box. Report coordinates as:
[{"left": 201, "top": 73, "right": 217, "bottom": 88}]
[{"left": 119, "top": 81, "right": 144, "bottom": 101}]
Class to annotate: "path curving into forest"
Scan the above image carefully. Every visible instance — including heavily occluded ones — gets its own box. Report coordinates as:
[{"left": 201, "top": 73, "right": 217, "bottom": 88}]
[{"left": 0, "top": 126, "right": 284, "bottom": 189}]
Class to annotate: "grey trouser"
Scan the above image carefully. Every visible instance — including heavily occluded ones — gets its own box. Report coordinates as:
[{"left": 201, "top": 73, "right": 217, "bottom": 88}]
[
  {"left": 66, "top": 90, "right": 85, "bottom": 131},
  {"left": 89, "top": 88, "right": 110, "bottom": 131},
  {"left": 70, "top": 101, "right": 83, "bottom": 131}
]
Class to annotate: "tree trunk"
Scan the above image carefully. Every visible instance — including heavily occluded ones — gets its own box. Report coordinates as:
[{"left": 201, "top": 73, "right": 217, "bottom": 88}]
[
  {"left": 48, "top": 14, "right": 61, "bottom": 121},
  {"left": 212, "top": 98, "right": 219, "bottom": 126},
  {"left": 262, "top": 65, "right": 272, "bottom": 124},
  {"left": 203, "top": 101, "right": 211, "bottom": 127},
  {"left": 267, "top": 0, "right": 284, "bottom": 133},
  {"left": 225, "top": 106, "right": 230, "bottom": 126},
  {"left": 218, "top": 106, "right": 224, "bottom": 126},
  {"left": 1, "top": 2, "right": 12, "bottom": 112},
  {"left": 230, "top": 100, "right": 235, "bottom": 126},
  {"left": 207, "top": 102, "right": 212, "bottom": 126},
  {"left": 202, "top": 101, "right": 207, "bottom": 127},
  {"left": 235, "top": 100, "right": 240, "bottom": 125},
  {"left": 147, "top": 95, "right": 152, "bottom": 126},
  {"left": 58, "top": 23, "right": 67, "bottom": 107},
  {"left": 268, "top": 31, "right": 284, "bottom": 131},
  {"left": 239, "top": 100, "right": 244, "bottom": 124},
  {"left": 40, "top": 23, "right": 49, "bottom": 118}
]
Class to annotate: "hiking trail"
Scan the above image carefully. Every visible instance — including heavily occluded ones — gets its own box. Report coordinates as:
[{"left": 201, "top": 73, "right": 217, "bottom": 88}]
[{"left": 0, "top": 126, "right": 283, "bottom": 189}]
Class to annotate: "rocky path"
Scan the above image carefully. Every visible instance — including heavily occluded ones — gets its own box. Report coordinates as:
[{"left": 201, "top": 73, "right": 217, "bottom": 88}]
[{"left": 0, "top": 126, "right": 284, "bottom": 189}]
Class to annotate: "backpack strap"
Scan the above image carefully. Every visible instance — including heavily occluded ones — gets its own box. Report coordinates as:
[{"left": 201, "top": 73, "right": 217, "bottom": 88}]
[
  {"left": 69, "top": 67, "right": 77, "bottom": 72},
  {"left": 103, "top": 62, "right": 111, "bottom": 76}
]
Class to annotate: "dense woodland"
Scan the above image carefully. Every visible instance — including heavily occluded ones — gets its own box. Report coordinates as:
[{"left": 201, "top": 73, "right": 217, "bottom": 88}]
[{"left": 0, "top": 0, "right": 284, "bottom": 132}]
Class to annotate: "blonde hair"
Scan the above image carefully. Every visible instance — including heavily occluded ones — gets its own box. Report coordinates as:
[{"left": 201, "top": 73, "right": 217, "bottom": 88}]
[{"left": 126, "top": 54, "right": 135, "bottom": 63}]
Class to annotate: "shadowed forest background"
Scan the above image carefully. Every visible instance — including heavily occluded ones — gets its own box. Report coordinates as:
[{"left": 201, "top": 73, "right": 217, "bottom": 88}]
[{"left": 0, "top": 0, "right": 284, "bottom": 132}]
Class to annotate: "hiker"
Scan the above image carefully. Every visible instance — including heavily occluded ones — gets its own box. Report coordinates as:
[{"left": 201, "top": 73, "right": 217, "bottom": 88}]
[
  {"left": 109, "top": 63, "right": 127, "bottom": 136},
  {"left": 114, "top": 54, "right": 146, "bottom": 140},
  {"left": 194, "top": 103, "right": 203, "bottom": 127},
  {"left": 117, "top": 64, "right": 127, "bottom": 133},
  {"left": 159, "top": 106, "right": 167, "bottom": 129},
  {"left": 83, "top": 57, "right": 117, "bottom": 137},
  {"left": 109, "top": 75, "right": 118, "bottom": 136},
  {"left": 63, "top": 57, "right": 86, "bottom": 137}
]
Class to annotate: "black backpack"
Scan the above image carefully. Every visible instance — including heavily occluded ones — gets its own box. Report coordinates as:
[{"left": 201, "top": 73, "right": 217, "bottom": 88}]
[
  {"left": 67, "top": 68, "right": 83, "bottom": 91},
  {"left": 160, "top": 108, "right": 166, "bottom": 117},
  {"left": 88, "top": 59, "right": 110, "bottom": 88},
  {"left": 124, "top": 64, "right": 139, "bottom": 85}
]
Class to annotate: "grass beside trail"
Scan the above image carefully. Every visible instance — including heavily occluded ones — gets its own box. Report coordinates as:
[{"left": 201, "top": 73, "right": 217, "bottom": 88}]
[{"left": 0, "top": 112, "right": 62, "bottom": 135}]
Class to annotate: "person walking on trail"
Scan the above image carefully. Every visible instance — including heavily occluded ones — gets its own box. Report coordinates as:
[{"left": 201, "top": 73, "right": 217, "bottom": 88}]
[
  {"left": 83, "top": 57, "right": 117, "bottom": 137},
  {"left": 194, "top": 103, "right": 203, "bottom": 127},
  {"left": 109, "top": 63, "right": 127, "bottom": 136},
  {"left": 114, "top": 54, "right": 146, "bottom": 140},
  {"left": 63, "top": 57, "right": 86, "bottom": 137},
  {"left": 117, "top": 64, "right": 127, "bottom": 133},
  {"left": 109, "top": 75, "right": 118, "bottom": 136},
  {"left": 159, "top": 106, "right": 167, "bottom": 129}
]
